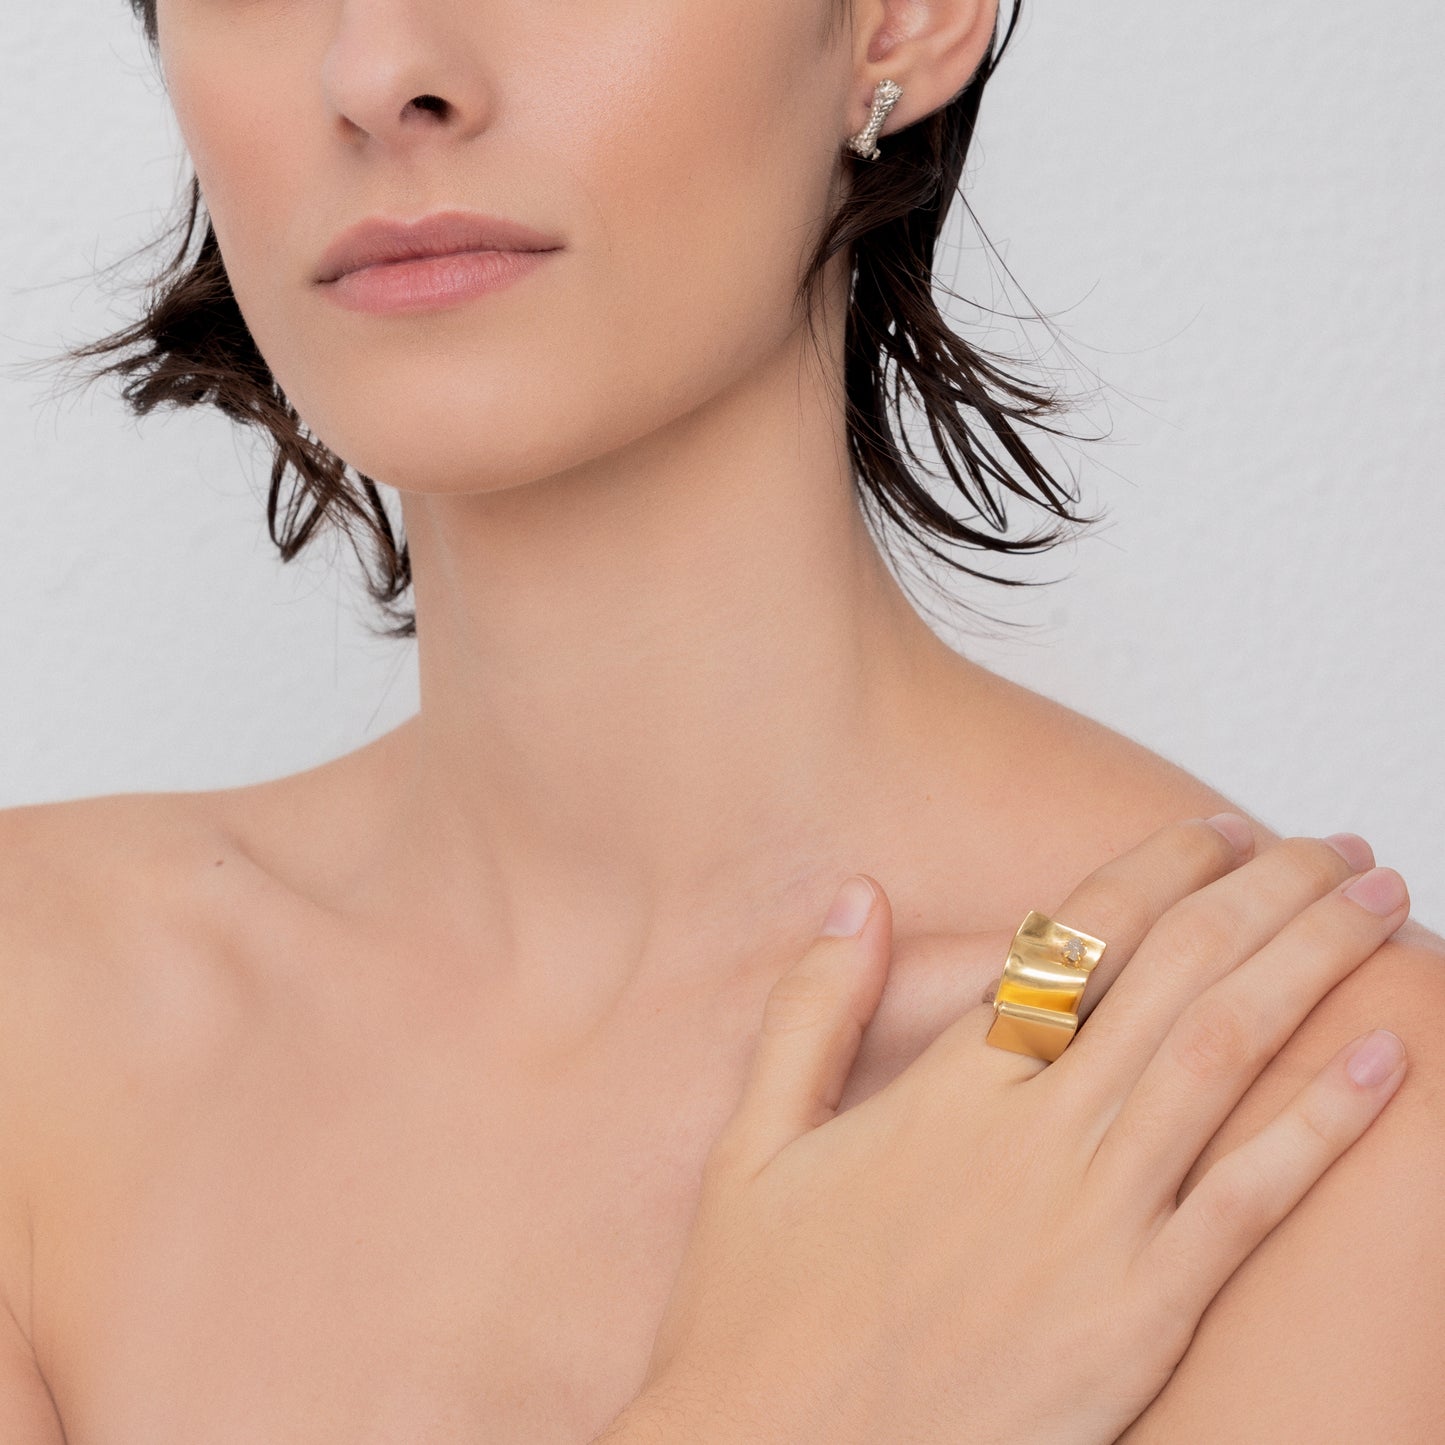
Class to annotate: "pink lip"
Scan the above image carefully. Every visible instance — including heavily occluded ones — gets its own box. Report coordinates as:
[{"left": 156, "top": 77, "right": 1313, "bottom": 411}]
[
  {"left": 314, "top": 209, "right": 563, "bottom": 316},
  {"left": 322, "top": 247, "right": 554, "bottom": 315},
  {"left": 314, "top": 208, "right": 563, "bottom": 284}
]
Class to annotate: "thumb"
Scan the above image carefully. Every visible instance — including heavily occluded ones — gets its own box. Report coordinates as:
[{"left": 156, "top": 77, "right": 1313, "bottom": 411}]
[{"left": 719, "top": 873, "right": 893, "bottom": 1177}]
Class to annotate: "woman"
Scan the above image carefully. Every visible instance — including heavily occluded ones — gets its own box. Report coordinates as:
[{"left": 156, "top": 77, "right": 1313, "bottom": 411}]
[{"left": 3, "top": 0, "right": 1440, "bottom": 1439}]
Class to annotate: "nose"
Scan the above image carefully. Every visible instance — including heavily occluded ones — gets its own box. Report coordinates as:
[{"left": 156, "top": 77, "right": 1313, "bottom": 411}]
[{"left": 320, "top": 1, "right": 492, "bottom": 150}]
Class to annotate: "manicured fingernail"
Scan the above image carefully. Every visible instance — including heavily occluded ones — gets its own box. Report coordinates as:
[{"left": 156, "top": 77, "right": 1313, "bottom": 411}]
[
  {"left": 1325, "top": 832, "right": 1373, "bottom": 872},
  {"left": 1343, "top": 866, "right": 1407, "bottom": 916},
  {"left": 1204, "top": 812, "right": 1253, "bottom": 854},
  {"left": 821, "top": 875, "right": 876, "bottom": 937},
  {"left": 1346, "top": 1028, "right": 1405, "bottom": 1087}
]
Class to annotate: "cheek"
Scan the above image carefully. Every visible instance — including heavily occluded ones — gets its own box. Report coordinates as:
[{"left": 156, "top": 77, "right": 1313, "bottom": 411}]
[
  {"left": 162, "top": 12, "right": 278, "bottom": 228},
  {"left": 160, "top": 8, "right": 323, "bottom": 328},
  {"left": 526, "top": 3, "right": 843, "bottom": 431},
  {"left": 586, "top": 7, "right": 840, "bottom": 345}
]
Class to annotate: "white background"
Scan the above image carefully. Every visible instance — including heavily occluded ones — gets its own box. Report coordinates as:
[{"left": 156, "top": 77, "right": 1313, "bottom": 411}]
[{"left": 3, "top": 2, "right": 1442, "bottom": 923}]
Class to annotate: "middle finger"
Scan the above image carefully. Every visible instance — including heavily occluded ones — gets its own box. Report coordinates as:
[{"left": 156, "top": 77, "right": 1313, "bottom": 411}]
[{"left": 1047, "top": 833, "right": 1376, "bottom": 1109}]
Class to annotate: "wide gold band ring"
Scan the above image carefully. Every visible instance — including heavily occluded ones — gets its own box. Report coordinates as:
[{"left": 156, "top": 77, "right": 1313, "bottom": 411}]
[{"left": 984, "top": 909, "right": 1108, "bottom": 1062}]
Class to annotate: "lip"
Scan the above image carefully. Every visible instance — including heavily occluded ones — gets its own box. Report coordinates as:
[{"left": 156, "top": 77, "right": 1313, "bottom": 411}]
[
  {"left": 314, "top": 208, "right": 563, "bottom": 284},
  {"left": 322, "top": 247, "right": 555, "bottom": 315}
]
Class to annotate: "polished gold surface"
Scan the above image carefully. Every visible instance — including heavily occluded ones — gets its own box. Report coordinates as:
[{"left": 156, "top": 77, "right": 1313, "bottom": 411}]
[{"left": 985, "top": 909, "right": 1108, "bottom": 1062}]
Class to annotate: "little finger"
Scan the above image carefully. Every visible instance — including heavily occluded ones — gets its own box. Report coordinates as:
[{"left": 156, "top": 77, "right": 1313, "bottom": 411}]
[{"left": 1130, "top": 1023, "right": 1407, "bottom": 1334}]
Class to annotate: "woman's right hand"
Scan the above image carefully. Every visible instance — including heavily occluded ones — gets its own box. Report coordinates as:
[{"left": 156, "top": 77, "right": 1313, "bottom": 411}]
[{"left": 605, "top": 816, "right": 1410, "bottom": 1445}]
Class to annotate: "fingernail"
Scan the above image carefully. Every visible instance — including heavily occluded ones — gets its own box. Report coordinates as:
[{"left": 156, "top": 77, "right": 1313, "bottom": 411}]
[
  {"left": 821, "top": 875, "right": 876, "bottom": 938},
  {"left": 1346, "top": 1028, "right": 1405, "bottom": 1087},
  {"left": 1325, "top": 832, "right": 1373, "bottom": 873},
  {"left": 1343, "top": 866, "right": 1407, "bottom": 916},
  {"left": 1204, "top": 812, "right": 1253, "bottom": 854}
]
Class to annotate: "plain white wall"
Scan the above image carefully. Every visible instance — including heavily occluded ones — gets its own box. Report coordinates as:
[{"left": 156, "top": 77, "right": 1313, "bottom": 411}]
[{"left": 3, "top": 2, "right": 1442, "bottom": 923}]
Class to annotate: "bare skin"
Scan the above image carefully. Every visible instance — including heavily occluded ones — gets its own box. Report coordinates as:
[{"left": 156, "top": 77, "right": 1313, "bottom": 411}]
[
  {"left": 5, "top": 0, "right": 1442, "bottom": 1440},
  {"left": 2, "top": 706, "right": 1440, "bottom": 1443}
]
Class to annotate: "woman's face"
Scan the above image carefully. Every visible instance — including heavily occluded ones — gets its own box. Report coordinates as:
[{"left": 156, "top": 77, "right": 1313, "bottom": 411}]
[{"left": 155, "top": 0, "right": 858, "bottom": 494}]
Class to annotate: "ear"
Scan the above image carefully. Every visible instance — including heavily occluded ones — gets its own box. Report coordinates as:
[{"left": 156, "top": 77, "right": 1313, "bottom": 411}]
[{"left": 844, "top": 0, "right": 1000, "bottom": 143}]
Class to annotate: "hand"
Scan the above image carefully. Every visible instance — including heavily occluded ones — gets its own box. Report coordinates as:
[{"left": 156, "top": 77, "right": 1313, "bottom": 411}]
[{"left": 619, "top": 818, "right": 1410, "bottom": 1445}]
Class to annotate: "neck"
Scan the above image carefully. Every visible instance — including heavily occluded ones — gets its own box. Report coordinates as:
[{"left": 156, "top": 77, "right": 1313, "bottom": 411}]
[{"left": 384, "top": 326, "right": 982, "bottom": 1026}]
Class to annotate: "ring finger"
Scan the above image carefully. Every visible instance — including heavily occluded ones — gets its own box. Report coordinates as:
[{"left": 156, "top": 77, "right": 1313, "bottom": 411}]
[
  {"left": 909, "top": 815, "right": 1253, "bottom": 1097},
  {"left": 1089, "top": 861, "right": 1409, "bottom": 1206},
  {"left": 1048, "top": 833, "right": 1374, "bottom": 1107}
]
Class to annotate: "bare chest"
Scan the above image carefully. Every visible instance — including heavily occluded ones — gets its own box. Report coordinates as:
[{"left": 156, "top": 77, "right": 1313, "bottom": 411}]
[
  {"left": 38, "top": 1013, "right": 759, "bottom": 1445},
  {"left": 31, "top": 902, "right": 1004, "bottom": 1445}
]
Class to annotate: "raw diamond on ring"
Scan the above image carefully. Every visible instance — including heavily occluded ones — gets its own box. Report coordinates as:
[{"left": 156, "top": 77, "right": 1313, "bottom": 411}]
[{"left": 1063, "top": 937, "right": 1085, "bottom": 965}]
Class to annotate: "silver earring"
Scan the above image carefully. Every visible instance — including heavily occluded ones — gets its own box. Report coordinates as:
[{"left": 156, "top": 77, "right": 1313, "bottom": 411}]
[{"left": 844, "top": 79, "right": 903, "bottom": 160}]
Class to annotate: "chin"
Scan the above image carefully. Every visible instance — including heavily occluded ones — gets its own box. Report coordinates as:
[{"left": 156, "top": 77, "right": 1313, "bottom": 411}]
[
  {"left": 308, "top": 409, "right": 625, "bottom": 498},
  {"left": 285, "top": 382, "right": 559, "bottom": 491},
  {"left": 317, "top": 430, "right": 557, "bottom": 496}
]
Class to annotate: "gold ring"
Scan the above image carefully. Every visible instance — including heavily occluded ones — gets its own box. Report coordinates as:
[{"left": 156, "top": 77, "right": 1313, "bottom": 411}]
[{"left": 984, "top": 909, "right": 1108, "bottom": 1062}]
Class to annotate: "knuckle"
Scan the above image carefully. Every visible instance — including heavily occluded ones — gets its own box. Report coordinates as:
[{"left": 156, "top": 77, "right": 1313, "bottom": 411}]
[
  {"left": 759, "top": 968, "right": 837, "bottom": 1036},
  {"left": 1169, "top": 992, "right": 1260, "bottom": 1084},
  {"left": 1292, "top": 1093, "right": 1347, "bottom": 1156},
  {"left": 1287, "top": 897, "right": 1370, "bottom": 963},
  {"left": 1169, "top": 814, "right": 1237, "bottom": 857},
  {"left": 1130, "top": 1274, "right": 1198, "bottom": 1367},
  {"left": 1273, "top": 833, "right": 1354, "bottom": 890},
  {"left": 1074, "top": 869, "right": 1157, "bottom": 936},
  {"left": 1152, "top": 893, "right": 1243, "bottom": 968},
  {"left": 1193, "top": 1157, "right": 1270, "bottom": 1246}
]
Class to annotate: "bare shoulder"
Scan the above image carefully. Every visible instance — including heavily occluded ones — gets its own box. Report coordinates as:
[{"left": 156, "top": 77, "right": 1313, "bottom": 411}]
[
  {"left": 0, "top": 791, "right": 293, "bottom": 1092},
  {"left": 0, "top": 751, "right": 411, "bottom": 1166},
  {"left": 1114, "top": 924, "right": 1445, "bottom": 1442},
  {"left": 972, "top": 684, "right": 1445, "bottom": 1439},
  {"left": 0, "top": 787, "right": 259, "bottom": 1018},
  {"left": 0, "top": 790, "right": 283, "bottom": 1201},
  {"left": 968, "top": 668, "right": 1442, "bottom": 949},
  {"left": 0, "top": 790, "right": 272, "bottom": 1437},
  {"left": 0, "top": 791, "right": 242, "bottom": 1138}
]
